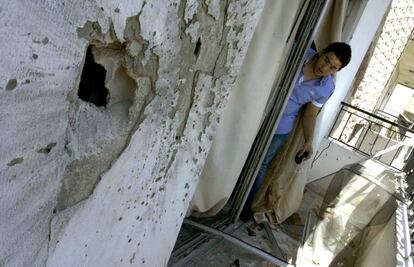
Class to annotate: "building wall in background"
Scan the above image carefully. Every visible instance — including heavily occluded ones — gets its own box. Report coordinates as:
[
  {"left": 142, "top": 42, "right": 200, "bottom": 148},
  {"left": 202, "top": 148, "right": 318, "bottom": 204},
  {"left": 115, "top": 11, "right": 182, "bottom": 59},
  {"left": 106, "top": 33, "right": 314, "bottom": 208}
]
[{"left": 330, "top": 0, "right": 414, "bottom": 142}]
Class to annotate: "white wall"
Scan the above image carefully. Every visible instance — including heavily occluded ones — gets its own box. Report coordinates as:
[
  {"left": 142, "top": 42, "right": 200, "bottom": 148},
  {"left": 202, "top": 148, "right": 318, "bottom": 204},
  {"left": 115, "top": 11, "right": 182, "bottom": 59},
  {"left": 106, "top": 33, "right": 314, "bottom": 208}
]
[{"left": 0, "top": 1, "right": 265, "bottom": 266}]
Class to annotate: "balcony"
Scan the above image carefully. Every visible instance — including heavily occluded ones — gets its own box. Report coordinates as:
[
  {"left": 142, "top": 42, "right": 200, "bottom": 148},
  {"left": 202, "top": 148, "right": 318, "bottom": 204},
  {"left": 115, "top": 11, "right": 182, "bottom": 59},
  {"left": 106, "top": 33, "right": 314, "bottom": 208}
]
[
  {"left": 329, "top": 102, "right": 414, "bottom": 171},
  {"left": 169, "top": 102, "right": 414, "bottom": 267}
]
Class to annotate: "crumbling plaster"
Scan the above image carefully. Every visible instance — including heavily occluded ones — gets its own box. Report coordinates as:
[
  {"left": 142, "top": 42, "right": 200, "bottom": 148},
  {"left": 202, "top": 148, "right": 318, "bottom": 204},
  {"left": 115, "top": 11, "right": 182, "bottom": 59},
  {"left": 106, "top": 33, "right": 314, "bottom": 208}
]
[{"left": 0, "top": 0, "right": 264, "bottom": 266}]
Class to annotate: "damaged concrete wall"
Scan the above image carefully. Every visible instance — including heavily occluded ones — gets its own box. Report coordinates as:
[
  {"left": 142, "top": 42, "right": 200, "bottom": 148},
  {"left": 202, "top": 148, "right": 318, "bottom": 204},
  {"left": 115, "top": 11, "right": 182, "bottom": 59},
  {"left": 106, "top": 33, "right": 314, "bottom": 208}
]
[{"left": 0, "top": 0, "right": 264, "bottom": 266}]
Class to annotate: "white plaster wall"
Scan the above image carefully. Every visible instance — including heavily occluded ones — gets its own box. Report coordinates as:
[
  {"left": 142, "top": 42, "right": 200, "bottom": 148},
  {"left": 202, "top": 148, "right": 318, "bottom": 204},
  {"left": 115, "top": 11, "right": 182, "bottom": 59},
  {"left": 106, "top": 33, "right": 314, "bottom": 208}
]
[
  {"left": 0, "top": 0, "right": 265, "bottom": 266},
  {"left": 313, "top": 0, "right": 392, "bottom": 150}
]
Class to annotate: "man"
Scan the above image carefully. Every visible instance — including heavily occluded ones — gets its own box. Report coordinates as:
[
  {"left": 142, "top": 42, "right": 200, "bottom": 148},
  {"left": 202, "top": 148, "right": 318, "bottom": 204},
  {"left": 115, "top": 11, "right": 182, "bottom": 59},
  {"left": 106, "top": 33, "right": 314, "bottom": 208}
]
[{"left": 246, "top": 42, "right": 352, "bottom": 211}]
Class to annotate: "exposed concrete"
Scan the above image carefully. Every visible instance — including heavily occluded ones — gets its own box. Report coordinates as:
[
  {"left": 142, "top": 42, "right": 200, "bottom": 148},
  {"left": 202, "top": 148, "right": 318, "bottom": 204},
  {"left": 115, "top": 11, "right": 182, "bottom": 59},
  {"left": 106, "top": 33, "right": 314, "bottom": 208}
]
[
  {"left": 57, "top": 16, "right": 158, "bottom": 211},
  {"left": 0, "top": 0, "right": 264, "bottom": 266}
]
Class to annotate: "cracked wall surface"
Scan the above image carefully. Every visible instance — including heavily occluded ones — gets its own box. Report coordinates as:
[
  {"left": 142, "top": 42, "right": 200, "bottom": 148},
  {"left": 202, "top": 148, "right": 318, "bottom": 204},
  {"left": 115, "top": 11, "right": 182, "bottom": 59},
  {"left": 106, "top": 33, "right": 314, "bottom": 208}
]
[{"left": 0, "top": 0, "right": 265, "bottom": 266}]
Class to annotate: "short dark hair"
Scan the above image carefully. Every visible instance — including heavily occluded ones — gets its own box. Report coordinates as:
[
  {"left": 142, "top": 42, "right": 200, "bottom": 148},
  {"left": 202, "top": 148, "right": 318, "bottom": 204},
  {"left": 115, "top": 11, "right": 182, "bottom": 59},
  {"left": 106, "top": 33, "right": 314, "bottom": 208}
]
[{"left": 323, "top": 42, "right": 351, "bottom": 70}]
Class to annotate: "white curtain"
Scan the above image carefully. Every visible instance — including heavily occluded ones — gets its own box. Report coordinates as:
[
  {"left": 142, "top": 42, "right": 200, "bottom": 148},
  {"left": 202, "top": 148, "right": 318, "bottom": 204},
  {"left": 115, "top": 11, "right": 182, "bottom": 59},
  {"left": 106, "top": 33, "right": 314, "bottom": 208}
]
[
  {"left": 189, "top": 0, "right": 349, "bottom": 216},
  {"left": 313, "top": 0, "right": 348, "bottom": 51},
  {"left": 188, "top": 0, "right": 307, "bottom": 215}
]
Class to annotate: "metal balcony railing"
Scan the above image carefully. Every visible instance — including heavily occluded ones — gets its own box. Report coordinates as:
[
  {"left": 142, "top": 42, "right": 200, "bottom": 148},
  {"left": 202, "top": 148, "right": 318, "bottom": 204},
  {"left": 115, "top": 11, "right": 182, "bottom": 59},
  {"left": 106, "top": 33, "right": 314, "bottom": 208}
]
[
  {"left": 329, "top": 102, "right": 414, "bottom": 171},
  {"left": 329, "top": 102, "right": 414, "bottom": 255}
]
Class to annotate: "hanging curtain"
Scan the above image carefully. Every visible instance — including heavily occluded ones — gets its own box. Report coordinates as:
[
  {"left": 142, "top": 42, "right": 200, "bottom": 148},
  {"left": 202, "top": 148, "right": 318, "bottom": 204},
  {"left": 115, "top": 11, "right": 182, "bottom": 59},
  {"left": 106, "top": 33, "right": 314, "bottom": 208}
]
[
  {"left": 252, "top": 110, "right": 311, "bottom": 223},
  {"left": 313, "top": 0, "right": 348, "bottom": 51},
  {"left": 187, "top": 0, "right": 307, "bottom": 216},
  {"left": 252, "top": 0, "right": 349, "bottom": 223}
]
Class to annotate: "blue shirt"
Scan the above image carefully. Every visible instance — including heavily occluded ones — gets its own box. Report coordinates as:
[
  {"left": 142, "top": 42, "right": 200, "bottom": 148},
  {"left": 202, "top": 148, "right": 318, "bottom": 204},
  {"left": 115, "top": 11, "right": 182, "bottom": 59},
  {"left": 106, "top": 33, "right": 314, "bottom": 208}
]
[{"left": 276, "top": 48, "right": 335, "bottom": 134}]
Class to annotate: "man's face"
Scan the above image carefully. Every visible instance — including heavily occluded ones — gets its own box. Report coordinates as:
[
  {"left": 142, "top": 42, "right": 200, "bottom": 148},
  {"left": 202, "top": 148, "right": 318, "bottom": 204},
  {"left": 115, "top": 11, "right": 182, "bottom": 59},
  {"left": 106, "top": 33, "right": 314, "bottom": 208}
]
[{"left": 313, "top": 52, "right": 342, "bottom": 77}]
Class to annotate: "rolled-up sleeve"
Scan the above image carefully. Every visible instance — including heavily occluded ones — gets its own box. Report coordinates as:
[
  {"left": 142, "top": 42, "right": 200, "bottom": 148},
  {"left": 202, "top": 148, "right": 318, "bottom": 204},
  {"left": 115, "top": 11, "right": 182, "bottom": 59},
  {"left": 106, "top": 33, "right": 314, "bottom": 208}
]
[
  {"left": 311, "top": 86, "right": 334, "bottom": 108},
  {"left": 311, "top": 100, "right": 324, "bottom": 108}
]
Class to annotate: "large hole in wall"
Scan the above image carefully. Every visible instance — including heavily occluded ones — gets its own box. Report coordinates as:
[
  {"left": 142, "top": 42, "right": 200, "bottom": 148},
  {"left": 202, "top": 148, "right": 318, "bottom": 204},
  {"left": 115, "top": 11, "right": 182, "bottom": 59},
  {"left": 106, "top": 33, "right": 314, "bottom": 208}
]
[
  {"left": 105, "top": 66, "right": 136, "bottom": 117},
  {"left": 77, "top": 44, "right": 138, "bottom": 120},
  {"left": 78, "top": 46, "right": 109, "bottom": 107},
  {"left": 59, "top": 40, "right": 141, "bottom": 210}
]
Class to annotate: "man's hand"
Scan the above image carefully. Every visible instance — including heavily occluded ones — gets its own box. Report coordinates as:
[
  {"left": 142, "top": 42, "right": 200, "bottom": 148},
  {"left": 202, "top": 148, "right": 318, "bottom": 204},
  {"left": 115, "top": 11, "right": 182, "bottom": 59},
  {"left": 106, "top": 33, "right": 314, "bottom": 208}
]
[
  {"left": 297, "top": 141, "right": 313, "bottom": 161},
  {"left": 300, "top": 103, "right": 319, "bottom": 162}
]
